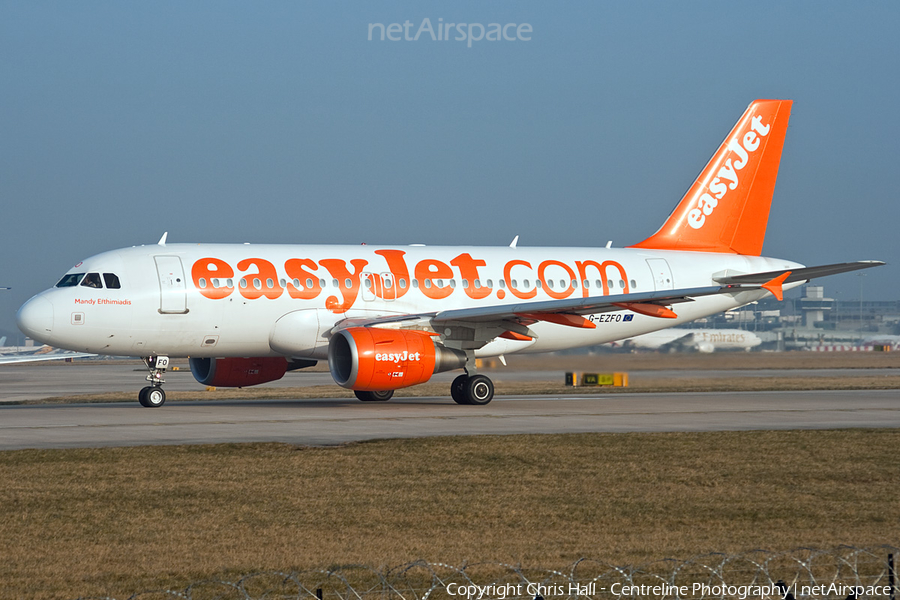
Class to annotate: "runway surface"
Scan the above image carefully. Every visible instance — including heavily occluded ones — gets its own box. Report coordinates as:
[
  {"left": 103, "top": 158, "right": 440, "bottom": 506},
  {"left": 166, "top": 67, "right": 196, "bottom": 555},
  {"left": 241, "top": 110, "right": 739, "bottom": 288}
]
[{"left": 2, "top": 390, "right": 898, "bottom": 450}]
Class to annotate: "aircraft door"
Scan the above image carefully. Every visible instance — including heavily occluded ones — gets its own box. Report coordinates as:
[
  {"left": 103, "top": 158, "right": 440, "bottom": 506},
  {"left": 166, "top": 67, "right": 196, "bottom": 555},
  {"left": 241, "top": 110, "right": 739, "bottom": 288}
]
[
  {"left": 154, "top": 256, "right": 188, "bottom": 314},
  {"left": 645, "top": 258, "right": 674, "bottom": 291},
  {"left": 360, "top": 273, "right": 396, "bottom": 302}
]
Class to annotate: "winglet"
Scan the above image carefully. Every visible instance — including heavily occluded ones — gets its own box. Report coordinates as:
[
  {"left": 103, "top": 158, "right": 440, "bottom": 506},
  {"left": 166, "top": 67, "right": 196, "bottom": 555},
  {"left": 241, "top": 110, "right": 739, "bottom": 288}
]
[
  {"left": 509, "top": 235, "right": 519, "bottom": 249},
  {"left": 157, "top": 232, "right": 168, "bottom": 246},
  {"left": 761, "top": 271, "right": 791, "bottom": 301}
]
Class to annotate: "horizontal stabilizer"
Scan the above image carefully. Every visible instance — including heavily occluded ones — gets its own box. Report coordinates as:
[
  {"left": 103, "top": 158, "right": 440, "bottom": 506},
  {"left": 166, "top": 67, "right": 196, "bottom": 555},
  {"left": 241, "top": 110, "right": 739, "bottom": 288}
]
[{"left": 714, "top": 261, "right": 884, "bottom": 286}]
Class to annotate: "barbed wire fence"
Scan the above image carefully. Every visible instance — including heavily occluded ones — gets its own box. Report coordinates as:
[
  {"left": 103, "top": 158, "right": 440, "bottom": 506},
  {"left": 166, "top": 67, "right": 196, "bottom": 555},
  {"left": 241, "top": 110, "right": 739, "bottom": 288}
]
[{"left": 80, "top": 545, "right": 897, "bottom": 600}]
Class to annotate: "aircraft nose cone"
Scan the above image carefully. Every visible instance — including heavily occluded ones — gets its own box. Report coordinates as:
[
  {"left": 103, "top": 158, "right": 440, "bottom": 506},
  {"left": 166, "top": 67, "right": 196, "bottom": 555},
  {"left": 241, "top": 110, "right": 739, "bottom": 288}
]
[{"left": 16, "top": 296, "right": 54, "bottom": 343}]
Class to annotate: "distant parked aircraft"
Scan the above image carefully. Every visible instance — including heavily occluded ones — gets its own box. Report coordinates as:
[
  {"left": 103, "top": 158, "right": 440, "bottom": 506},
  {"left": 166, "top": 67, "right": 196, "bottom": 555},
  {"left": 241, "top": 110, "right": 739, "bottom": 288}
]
[{"left": 612, "top": 329, "right": 762, "bottom": 353}]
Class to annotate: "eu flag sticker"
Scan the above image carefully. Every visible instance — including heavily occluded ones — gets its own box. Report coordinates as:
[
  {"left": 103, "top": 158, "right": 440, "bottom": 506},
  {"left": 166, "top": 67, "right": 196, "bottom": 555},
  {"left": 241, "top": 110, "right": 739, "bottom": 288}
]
[{"left": 624, "top": 314, "right": 634, "bottom": 321}]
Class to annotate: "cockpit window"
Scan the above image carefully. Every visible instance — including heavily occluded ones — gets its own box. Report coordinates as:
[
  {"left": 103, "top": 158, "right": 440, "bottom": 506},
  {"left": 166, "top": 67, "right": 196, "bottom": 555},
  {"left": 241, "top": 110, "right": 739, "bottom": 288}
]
[
  {"left": 81, "top": 273, "right": 103, "bottom": 288},
  {"left": 56, "top": 273, "right": 85, "bottom": 287},
  {"left": 103, "top": 273, "right": 121, "bottom": 289}
]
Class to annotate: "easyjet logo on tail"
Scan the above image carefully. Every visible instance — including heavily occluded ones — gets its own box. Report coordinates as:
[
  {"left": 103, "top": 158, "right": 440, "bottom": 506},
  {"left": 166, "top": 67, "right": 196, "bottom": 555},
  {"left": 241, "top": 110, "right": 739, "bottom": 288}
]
[{"left": 688, "top": 115, "right": 771, "bottom": 230}]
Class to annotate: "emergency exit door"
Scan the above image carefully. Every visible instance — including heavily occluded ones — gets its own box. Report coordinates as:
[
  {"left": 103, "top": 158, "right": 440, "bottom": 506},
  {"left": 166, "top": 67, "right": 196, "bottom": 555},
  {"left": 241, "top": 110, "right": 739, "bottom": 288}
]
[
  {"left": 645, "top": 258, "right": 675, "bottom": 291},
  {"left": 154, "top": 256, "right": 188, "bottom": 314}
]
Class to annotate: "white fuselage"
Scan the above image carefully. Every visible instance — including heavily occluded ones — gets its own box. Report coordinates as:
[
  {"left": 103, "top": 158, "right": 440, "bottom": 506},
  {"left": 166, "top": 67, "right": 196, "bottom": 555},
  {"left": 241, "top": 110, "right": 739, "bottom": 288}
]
[{"left": 18, "top": 243, "right": 803, "bottom": 359}]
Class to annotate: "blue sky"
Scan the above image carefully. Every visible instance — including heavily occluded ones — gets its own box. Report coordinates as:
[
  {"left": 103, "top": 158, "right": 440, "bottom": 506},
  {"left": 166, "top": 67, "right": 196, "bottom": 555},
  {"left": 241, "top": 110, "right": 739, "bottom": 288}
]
[{"left": 1, "top": 1, "right": 897, "bottom": 339}]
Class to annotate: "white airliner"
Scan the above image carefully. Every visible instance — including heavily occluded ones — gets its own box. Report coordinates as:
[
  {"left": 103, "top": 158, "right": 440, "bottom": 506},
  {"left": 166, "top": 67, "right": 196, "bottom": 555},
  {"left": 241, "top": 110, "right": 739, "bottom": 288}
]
[
  {"left": 15, "top": 100, "right": 883, "bottom": 407},
  {"left": 613, "top": 329, "right": 763, "bottom": 353}
]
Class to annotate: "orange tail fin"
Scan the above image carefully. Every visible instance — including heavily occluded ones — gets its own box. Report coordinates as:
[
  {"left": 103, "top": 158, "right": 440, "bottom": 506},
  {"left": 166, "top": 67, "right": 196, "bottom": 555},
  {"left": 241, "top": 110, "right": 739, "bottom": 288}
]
[{"left": 630, "top": 99, "right": 792, "bottom": 256}]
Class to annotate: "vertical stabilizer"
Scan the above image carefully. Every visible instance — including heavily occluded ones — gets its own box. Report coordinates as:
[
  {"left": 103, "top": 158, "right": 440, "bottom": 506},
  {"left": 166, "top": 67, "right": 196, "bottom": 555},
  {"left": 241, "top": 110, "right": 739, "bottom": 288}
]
[{"left": 630, "top": 99, "right": 792, "bottom": 255}]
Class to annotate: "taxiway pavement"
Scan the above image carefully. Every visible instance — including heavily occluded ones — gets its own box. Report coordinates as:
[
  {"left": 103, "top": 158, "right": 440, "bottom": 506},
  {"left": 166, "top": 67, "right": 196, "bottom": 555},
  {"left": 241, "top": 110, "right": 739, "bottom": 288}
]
[{"left": 1, "top": 390, "right": 898, "bottom": 450}]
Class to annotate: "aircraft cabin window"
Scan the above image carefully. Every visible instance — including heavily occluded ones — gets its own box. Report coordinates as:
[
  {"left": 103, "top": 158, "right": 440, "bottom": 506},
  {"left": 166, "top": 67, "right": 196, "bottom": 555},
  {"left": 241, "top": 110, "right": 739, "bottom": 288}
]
[
  {"left": 319, "top": 279, "right": 326, "bottom": 288},
  {"left": 449, "top": 280, "right": 456, "bottom": 289},
  {"left": 535, "top": 280, "right": 541, "bottom": 289},
  {"left": 399, "top": 278, "right": 407, "bottom": 289},
  {"left": 607, "top": 279, "right": 614, "bottom": 289},
  {"left": 547, "top": 280, "right": 554, "bottom": 289},
  {"left": 462, "top": 279, "right": 469, "bottom": 288},
  {"left": 103, "top": 273, "right": 121, "bottom": 289},
  {"left": 344, "top": 278, "right": 352, "bottom": 289},
  {"left": 583, "top": 280, "right": 590, "bottom": 289},
  {"left": 304, "top": 278, "right": 311, "bottom": 288},
  {"left": 412, "top": 279, "right": 419, "bottom": 288},
  {"left": 572, "top": 279, "right": 578, "bottom": 289},
  {"left": 630, "top": 279, "right": 637, "bottom": 289},
  {"left": 227, "top": 278, "right": 234, "bottom": 288},
  {"left": 511, "top": 280, "right": 518, "bottom": 289},
  {"left": 198, "top": 278, "right": 207, "bottom": 289},
  {"left": 486, "top": 279, "right": 493, "bottom": 288},
  {"left": 474, "top": 279, "right": 481, "bottom": 289},
  {"left": 240, "top": 278, "right": 248, "bottom": 288},
  {"left": 253, "top": 278, "right": 261, "bottom": 289},
  {"left": 619, "top": 279, "right": 626, "bottom": 288},
  {"left": 364, "top": 278, "right": 372, "bottom": 289},
  {"left": 81, "top": 273, "right": 103, "bottom": 288},
  {"left": 56, "top": 273, "right": 85, "bottom": 287},
  {"left": 332, "top": 279, "right": 339, "bottom": 288},
  {"left": 523, "top": 279, "right": 530, "bottom": 288},
  {"left": 424, "top": 279, "right": 432, "bottom": 289},
  {"left": 595, "top": 279, "right": 602, "bottom": 289},
  {"left": 498, "top": 279, "right": 506, "bottom": 289}
]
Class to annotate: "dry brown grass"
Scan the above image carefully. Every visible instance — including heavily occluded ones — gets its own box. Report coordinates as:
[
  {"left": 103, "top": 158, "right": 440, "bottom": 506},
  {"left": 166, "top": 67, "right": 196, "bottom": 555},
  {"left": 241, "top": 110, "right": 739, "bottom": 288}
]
[
  {"left": 1, "top": 430, "right": 898, "bottom": 599},
  {"left": 24, "top": 375, "right": 900, "bottom": 405}
]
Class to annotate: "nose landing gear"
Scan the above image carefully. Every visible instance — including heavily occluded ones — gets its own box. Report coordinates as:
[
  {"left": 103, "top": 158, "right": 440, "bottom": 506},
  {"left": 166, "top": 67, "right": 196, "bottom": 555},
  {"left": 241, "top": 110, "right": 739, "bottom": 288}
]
[{"left": 139, "top": 355, "right": 169, "bottom": 407}]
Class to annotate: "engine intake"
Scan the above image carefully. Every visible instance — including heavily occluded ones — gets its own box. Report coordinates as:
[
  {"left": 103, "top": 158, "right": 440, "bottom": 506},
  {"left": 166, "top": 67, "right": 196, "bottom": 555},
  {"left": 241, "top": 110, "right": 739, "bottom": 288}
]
[{"left": 329, "top": 327, "right": 466, "bottom": 391}]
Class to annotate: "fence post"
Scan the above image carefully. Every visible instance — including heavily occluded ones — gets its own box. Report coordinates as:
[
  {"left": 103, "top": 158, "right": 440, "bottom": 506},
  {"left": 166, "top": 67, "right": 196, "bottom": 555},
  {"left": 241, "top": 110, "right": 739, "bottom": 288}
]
[{"left": 889, "top": 554, "right": 895, "bottom": 600}]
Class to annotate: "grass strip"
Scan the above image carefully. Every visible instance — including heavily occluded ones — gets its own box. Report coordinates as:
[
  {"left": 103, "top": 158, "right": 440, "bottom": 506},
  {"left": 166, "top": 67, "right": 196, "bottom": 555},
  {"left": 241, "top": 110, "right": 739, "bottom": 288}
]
[{"left": 1, "top": 430, "right": 897, "bottom": 599}]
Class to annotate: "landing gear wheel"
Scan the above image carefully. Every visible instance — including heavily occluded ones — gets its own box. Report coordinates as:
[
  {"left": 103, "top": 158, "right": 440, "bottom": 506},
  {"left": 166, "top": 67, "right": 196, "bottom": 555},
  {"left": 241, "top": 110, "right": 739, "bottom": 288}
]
[
  {"left": 143, "top": 387, "right": 166, "bottom": 408},
  {"left": 355, "top": 390, "right": 394, "bottom": 402},
  {"left": 464, "top": 374, "right": 494, "bottom": 405},
  {"left": 451, "top": 375, "right": 469, "bottom": 405},
  {"left": 138, "top": 386, "right": 152, "bottom": 407}
]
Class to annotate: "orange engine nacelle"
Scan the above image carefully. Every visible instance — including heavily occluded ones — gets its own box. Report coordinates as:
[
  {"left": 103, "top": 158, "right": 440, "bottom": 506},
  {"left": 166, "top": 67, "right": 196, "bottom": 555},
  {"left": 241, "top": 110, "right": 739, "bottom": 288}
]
[
  {"left": 189, "top": 356, "right": 288, "bottom": 387},
  {"left": 328, "top": 327, "right": 466, "bottom": 391}
]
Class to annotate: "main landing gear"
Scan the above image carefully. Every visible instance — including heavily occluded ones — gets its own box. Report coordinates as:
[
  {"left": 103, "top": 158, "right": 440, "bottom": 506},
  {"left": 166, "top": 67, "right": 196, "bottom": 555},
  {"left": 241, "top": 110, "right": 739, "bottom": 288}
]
[
  {"left": 139, "top": 355, "right": 169, "bottom": 408},
  {"left": 450, "top": 373, "right": 494, "bottom": 405},
  {"left": 355, "top": 390, "right": 394, "bottom": 402}
]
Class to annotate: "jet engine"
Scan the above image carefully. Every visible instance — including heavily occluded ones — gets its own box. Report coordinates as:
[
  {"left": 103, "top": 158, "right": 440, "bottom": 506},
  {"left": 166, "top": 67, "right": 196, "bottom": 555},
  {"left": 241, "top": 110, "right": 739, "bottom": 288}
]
[
  {"left": 189, "top": 356, "right": 289, "bottom": 387},
  {"left": 328, "top": 327, "right": 466, "bottom": 391}
]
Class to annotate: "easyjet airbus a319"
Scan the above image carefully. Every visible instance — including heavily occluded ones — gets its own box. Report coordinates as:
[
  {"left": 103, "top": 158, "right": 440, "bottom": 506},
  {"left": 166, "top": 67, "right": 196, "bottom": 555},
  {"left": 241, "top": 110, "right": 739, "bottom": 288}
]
[{"left": 16, "top": 100, "right": 883, "bottom": 407}]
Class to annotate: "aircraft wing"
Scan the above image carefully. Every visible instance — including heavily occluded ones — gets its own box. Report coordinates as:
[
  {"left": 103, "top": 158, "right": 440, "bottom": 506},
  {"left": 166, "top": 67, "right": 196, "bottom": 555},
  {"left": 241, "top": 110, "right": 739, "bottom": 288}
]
[
  {"left": 332, "top": 260, "right": 886, "bottom": 340},
  {"left": 714, "top": 260, "right": 884, "bottom": 285},
  {"left": 333, "top": 285, "right": 731, "bottom": 335},
  {"left": 0, "top": 352, "right": 96, "bottom": 365},
  {"left": 430, "top": 286, "right": 725, "bottom": 323}
]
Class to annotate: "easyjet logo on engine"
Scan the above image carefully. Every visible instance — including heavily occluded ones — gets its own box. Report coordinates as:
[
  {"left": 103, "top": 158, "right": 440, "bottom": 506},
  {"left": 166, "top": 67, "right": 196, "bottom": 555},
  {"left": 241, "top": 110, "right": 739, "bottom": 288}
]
[
  {"left": 191, "top": 251, "right": 630, "bottom": 314},
  {"left": 376, "top": 351, "right": 422, "bottom": 363},
  {"left": 687, "top": 114, "right": 771, "bottom": 230}
]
